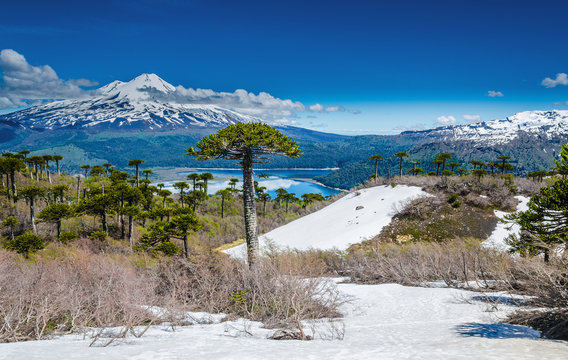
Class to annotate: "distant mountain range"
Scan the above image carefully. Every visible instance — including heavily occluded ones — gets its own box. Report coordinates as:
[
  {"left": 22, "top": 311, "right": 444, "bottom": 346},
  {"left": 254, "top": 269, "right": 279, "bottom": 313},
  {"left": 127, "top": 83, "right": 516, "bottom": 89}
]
[{"left": 1, "top": 74, "right": 567, "bottom": 189}]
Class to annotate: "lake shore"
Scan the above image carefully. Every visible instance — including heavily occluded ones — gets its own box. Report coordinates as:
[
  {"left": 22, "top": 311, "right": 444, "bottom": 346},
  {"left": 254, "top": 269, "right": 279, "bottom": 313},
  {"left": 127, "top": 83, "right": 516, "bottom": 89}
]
[{"left": 153, "top": 167, "right": 340, "bottom": 182}]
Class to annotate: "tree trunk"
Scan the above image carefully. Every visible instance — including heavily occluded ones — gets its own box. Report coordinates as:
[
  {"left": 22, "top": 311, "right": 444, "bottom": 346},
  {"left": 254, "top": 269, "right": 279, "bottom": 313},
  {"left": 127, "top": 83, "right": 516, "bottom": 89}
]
[
  {"left": 76, "top": 176, "right": 81, "bottom": 202},
  {"left": 221, "top": 195, "right": 225, "bottom": 218},
  {"left": 136, "top": 165, "right": 140, "bottom": 187},
  {"left": 128, "top": 215, "right": 133, "bottom": 247},
  {"left": 56, "top": 160, "right": 60, "bottom": 175},
  {"left": 263, "top": 199, "right": 267, "bottom": 216},
  {"left": 10, "top": 227, "right": 14, "bottom": 240},
  {"left": 544, "top": 248, "right": 550, "bottom": 263},
  {"left": 183, "top": 232, "right": 189, "bottom": 258},
  {"left": 30, "top": 198, "right": 37, "bottom": 234},
  {"left": 5, "top": 174, "right": 11, "bottom": 201},
  {"left": 399, "top": 158, "right": 403, "bottom": 177},
  {"left": 56, "top": 220, "right": 61, "bottom": 239},
  {"left": 101, "top": 209, "right": 108, "bottom": 233},
  {"left": 374, "top": 160, "right": 378, "bottom": 183},
  {"left": 10, "top": 170, "right": 17, "bottom": 202},
  {"left": 241, "top": 152, "right": 258, "bottom": 267}
]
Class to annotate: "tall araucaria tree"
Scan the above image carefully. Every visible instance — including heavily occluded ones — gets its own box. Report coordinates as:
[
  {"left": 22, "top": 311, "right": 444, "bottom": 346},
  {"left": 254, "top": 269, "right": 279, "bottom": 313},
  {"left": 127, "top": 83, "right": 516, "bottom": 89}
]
[
  {"left": 369, "top": 154, "right": 383, "bottom": 183},
  {"left": 393, "top": 152, "right": 409, "bottom": 177},
  {"left": 52, "top": 155, "right": 63, "bottom": 175},
  {"left": 128, "top": 159, "right": 145, "bottom": 187},
  {"left": 497, "top": 156, "right": 511, "bottom": 175},
  {"left": 186, "top": 123, "right": 301, "bottom": 266}
]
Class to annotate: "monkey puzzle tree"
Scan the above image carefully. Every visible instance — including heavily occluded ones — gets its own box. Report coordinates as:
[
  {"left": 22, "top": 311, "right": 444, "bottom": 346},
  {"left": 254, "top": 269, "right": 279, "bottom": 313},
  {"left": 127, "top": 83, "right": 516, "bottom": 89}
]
[
  {"left": 128, "top": 159, "right": 145, "bottom": 187},
  {"left": 393, "top": 152, "right": 409, "bottom": 177},
  {"left": 169, "top": 212, "right": 201, "bottom": 258},
  {"left": 554, "top": 139, "right": 568, "bottom": 178},
  {"left": 216, "top": 189, "right": 232, "bottom": 219},
  {"left": 507, "top": 179, "right": 568, "bottom": 262},
  {"left": 173, "top": 182, "right": 189, "bottom": 207},
  {"left": 369, "top": 154, "right": 383, "bottom": 183},
  {"left": 52, "top": 155, "right": 63, "bottom": 175},
  {"left": 42, "top": 155, "right": 53, "bottom": 184},
  {"left": 52, "top": 184, "right": 70, "bottom": 203},
  {"left": 142, "top": 169, "right": 153, "bottom": 180},
  {"left": 447, "top": 162, "right": 460, "bottom": 172},
  {"left": 80, "top": 164, "right": 91, "bottom": 179},
  {"left": 0, "top": 155, "right": 25, "bottom": 202},
  {"left": 199, "top": 172, "right": 214, "bottom": 194},
  {"left": 37, "top": 203, "right": 73, "bottom": 239},
  {"left": 497, "top": 156, "right": 511, "bottom": 175},
  {"left": 185, "top": 173, "right": 200, "bottom": 191},
  {"left": 187, "top": 123, "right": 301, "bottom": 266},
  {"left": 5, "top": 232, "right": 44, "bottom": 258},
  {"left": 435, "top": 153, "right": 452, "bottom": 172},
  {"left": 2, "top": 216, "right": 18, "bottom": 240}
]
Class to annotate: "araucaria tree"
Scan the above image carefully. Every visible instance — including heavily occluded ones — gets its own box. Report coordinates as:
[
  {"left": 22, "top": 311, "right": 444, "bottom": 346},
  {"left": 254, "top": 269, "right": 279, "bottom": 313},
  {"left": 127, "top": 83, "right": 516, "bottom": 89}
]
[
  {"left": 186, "top": 123, "right": 301, "bottom": 266},
  {"left": 19, "top": 186, "right": 46, "bottom": 234},
  {"left": 507, "top": 179, "right": 568, "bottom": 262},
  {"left": 128, "top": 159, "right": 145, "bottom": 187},
  {"left": 369, "top": 154, "right": 383, "bottom": 183},
  {"left": 393, "top": 152, "right": 409, "bottom": 177}
]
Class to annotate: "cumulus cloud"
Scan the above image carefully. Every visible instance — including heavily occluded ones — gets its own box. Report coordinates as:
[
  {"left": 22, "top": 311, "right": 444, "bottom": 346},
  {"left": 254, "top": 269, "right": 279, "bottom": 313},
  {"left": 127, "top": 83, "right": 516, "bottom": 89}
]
[
  {"left": 0, "top": 49, "right": 97, "bottom": 108},
  {"left": 436, "top": 115, "right": 457, "bottom": 126},
  {"left": 309, "top": 103, "right": 324, "bottom": 112},
  {"left": 462, "top": 114, "right": 481, "bottom": 122},
  {"left": 306, "top": 103, "right": 358, "bottom": 114},
  {"left": 553, "top": 100, "right": 568, "bottom": 106},
  {"left": 542, "top": 73, "right": 568, "bottom": 88},
  {"left": 487, "top": 90, "right": 504, "bottom": 97}
]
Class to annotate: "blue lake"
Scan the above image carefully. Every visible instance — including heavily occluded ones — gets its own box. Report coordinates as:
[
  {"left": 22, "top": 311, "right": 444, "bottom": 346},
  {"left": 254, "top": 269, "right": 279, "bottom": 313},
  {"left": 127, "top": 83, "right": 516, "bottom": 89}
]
[{"left": 161, "top": 169, "right": 340, "bottom": 198}]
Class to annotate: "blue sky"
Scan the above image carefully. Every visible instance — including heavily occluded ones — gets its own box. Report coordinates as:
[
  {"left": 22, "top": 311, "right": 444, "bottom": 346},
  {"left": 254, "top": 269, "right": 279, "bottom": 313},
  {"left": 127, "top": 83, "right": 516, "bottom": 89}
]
[{"left": 1, "top": 0, "right": 568, "bottom": 134}]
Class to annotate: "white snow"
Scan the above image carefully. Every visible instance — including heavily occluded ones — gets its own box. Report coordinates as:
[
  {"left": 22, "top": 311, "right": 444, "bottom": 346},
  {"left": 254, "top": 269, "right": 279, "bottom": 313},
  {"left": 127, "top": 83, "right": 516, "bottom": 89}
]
[
  {"left": 483, "top": 196, "right": 530, "bottom": 251},
  {"left": 2, "top": 282, "right": 566, "bottom": 360},
  {"left": 225, "top": 185, "right": 428, "bottom": 258}
]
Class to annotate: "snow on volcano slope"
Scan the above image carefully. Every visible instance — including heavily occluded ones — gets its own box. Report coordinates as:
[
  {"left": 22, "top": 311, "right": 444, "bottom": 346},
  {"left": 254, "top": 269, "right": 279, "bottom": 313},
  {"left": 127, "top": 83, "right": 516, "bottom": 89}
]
[
  {"left": 2, "top": 282, "right": 567, "bottom": 360},
  {"left": 483, "top": 196, "right": 530, "bottom": 251},
  {"left": 225, "top": 185, "right": 428, "bottom": 259}
]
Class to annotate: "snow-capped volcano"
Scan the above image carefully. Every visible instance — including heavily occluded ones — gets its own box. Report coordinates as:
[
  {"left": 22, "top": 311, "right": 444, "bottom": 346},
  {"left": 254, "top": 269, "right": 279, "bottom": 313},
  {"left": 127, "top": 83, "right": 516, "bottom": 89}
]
[
  {"left": 0, "top": 74, "right": 259, "bottom": 130},
  {"left": 407, "top": 110, "right": 568, "bottom": 145}
]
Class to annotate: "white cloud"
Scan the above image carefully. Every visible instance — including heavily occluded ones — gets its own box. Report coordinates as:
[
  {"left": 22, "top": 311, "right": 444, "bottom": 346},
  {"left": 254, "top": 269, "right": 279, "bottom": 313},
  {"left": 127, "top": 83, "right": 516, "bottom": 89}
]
[
  {"left": 325, "top": 105, "right": 345, "bottom": 112},
  {"left": 436, "top": 115, "right": 457, "bottom": 126},
  {"left": 462, "top": 114, "right": 481, "bottom": 122},
  {"left": 0, "top": 49, "right": 97, "bottom": 108},
  {"left": 309, "top": 103, "right": 324, "bottom": 112},
  {"left": 542, "top": 73, "right": 568, "bottom": 88},
  {"left": 487, "top": 90, "right": 504, "bottom": 97},
  {"left": 553, "top": 100, "right": 568, "bottom": 106},
  {"left": 348, "top": 109, "right": 361, "bottom": 114}
]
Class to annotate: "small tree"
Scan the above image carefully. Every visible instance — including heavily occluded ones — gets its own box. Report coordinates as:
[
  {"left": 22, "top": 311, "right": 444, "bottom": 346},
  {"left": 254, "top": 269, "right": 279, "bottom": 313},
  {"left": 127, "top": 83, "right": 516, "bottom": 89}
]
[
  {"left": 80, "top": 164, "right": 91, "bottom": 179},
  {"left": 2, "top": 216, "right": 18, "bottom": 240},
  {"left": 216, "top": 189, "right": 233, "bottom": 218},
  {"left": 200, "top": 172, "right": 214, "bottom": 194},
  {"left": 507, "top": 179, "right": 568, "bottom": 262},
  {"left": 173, "top": 182, "right": 189, "bottom": 207},
  {"left": 5, "top": 232, "right": 44, "bottom": 257},
  {"left": 37, "top": 203, "right": 73, "bottom": 239},
  {"left": 187, "top": 123, "right": 301, "bottom": 266},
  {"left": 169, "top": 212, "right": 201, "bottom": 258}
]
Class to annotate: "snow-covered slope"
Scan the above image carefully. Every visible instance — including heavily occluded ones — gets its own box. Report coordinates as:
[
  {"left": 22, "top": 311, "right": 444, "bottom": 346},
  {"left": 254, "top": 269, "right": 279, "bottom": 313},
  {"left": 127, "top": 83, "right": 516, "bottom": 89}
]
[
  {"left": 2, "top": 282, "right": 567, "bottom": 359},
  {"left": 406, "top": 110, "right": 568, "bottom": 146},
  {"left": 0, "top": 74, "right": 259, "bottom": 130},
  {"left": 483, "top": 196, "right": 530, "bottom": 251},
  {"left": 226, "top": 185, "right": 429, "bottom": 259}
]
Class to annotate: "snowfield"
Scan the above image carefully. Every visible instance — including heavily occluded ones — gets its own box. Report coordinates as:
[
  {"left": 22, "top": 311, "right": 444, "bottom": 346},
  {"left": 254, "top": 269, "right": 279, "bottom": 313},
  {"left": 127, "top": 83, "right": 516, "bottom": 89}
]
[
  {"left": 2, "top": 281, "right": 566, "bottom": 360},
  {"left": 226, "top": 185, "right": 428, "bottom": 258},
  {"left": 483, "top": 196, "right": 530, "bottom": 251}
]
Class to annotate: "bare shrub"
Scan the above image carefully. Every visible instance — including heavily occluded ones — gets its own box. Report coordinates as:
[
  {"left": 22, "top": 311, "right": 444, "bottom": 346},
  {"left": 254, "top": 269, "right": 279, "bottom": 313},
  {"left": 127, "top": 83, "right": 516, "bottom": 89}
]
[
  {"left": 0, "top": 248, "right": 159, "bottom": 343},
  {"left": 343, "top": 239, "right": 513, "bottom": 288},
  {"left": 154, "top": 254, "right": 345, "bottom": 330}
]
